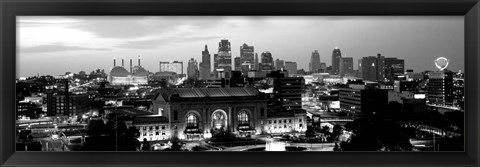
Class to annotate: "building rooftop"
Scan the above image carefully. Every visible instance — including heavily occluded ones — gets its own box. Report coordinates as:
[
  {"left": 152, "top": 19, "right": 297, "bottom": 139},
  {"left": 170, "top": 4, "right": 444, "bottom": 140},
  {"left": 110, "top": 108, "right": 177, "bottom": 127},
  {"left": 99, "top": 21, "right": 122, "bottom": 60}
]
[
  {"left": 155, "top": 87, "right": 260, "bottom": 101},
  {"left": 110, "top": 66, "right": 130, "bottom": 77},
  {"left": 133, "top": 115, "right": 169, "bottom": 125},
  {"left": 267, "top": 109, "right": 306, "bottom": 118}
]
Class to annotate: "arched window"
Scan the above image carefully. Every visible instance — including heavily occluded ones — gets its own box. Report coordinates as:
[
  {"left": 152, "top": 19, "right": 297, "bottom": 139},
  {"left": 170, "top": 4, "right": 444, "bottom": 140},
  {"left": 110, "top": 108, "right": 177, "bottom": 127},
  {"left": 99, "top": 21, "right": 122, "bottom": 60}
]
[
  {"left": 238, "top": 111, "right": 249, "bottom": 125},
  {"left": 186, "top": 114, "right": 198, "bottom": 128}
]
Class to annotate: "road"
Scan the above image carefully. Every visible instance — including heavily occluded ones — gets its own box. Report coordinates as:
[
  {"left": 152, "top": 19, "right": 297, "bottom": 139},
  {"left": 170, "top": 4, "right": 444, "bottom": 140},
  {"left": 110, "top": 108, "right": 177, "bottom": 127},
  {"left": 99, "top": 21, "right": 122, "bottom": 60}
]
[{"left": 221, "top": 142, "right": 335, "bottom": 151}]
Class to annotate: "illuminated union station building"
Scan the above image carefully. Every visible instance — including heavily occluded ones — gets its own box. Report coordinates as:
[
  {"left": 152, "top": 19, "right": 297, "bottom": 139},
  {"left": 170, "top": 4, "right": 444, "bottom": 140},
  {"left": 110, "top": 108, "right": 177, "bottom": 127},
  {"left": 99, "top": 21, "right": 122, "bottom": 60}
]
[{"left": 151, "top": 87, "right": 269, "bottom": 140}]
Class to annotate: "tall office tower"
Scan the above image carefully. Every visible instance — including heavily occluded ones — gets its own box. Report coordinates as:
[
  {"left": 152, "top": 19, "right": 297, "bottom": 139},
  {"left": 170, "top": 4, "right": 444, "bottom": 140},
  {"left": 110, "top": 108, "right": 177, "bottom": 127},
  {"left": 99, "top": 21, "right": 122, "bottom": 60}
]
[
  {"left": 240, "top": 43, "right": 255, "bottom": 70},
  {"left": 260, "top": 51, "right": 274, "bottom": 71},
  {"left": 187, "top": 58, "right": 199, "bottom": 80},
  {"left": 267, "top": 72, "right": 305, "bottom": 110},
  {"left": 254, "top": 53, "right": 259, "bottom": 71},
  {"left": 360, "top": 54, "right": 385, "bottom": 82},
  {"left": 275, "top": 59, "right": 285, "bottom": 71},
  {"left": 213, "top": 54, "right": 219, "bottom": 74},
  {"left": 199, "top": 45, "right": 211, "bottom": 80},
  {"left": 384, "top": 57, "right": 405, "bottom": 82},
  {"left": 284, "top": 61, "right": 298, "bottom": 77},
  {"left": 319, "top": 63, "right": 327, "bottom": 72},
  {"left": 214, "top": 39, "right": 232, "bottom": 78},
  {"left": 339, "top": 84, "right": 388, "bottom": 114},
  {"left": 331, "top": 47, "right": 342, "bottom": 75},
  {"left": 240, "top": 62, "right": 252, "bottom": 76},
  {"left": 339, "top": 57, "right": 354, "bottom": 77},
  {"left": 309, "top": 50, "right": 321, "bottom": 73},
  {"left": 160, "top": 61, "right": 184, "bottom": 75},
  {"left": 357, "top": 59, "right": 363, "bottom": 78},
  {"left": 234, "top": 57, "right": 242, "bottom": 71},
  {"left": 428, "top": 70, "right": 454, "bottom": 105}
]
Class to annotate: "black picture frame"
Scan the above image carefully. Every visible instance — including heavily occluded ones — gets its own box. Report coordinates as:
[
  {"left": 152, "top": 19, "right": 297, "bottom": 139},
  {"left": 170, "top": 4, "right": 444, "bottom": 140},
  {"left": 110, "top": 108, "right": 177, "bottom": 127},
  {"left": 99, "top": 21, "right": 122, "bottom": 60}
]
[{"left": 1, "top": 0, "right": 479, "bottom": 167}]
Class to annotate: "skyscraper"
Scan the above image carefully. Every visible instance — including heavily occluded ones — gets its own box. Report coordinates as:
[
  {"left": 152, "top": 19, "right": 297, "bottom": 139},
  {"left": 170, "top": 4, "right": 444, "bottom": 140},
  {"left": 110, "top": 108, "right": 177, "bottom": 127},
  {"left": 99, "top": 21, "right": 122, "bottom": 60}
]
[
  {"left": 331, "top": 47, "right": 342, "bottom": 75},
  {"left": 160, "top": 61, "right": 183, "bottom": 75},
  {"left": 309, "top": 50, "right": 321, "bottom": 73},
  {"left": 339, "top": 57, "right": 354, "bottom": 77},
  {"left": 360, "top": 54, "right": 385, "bottom": 82},
  {"left": 284, "top": 61, "right": 298, "bottom": 77},
  {"left": 240, "top": 43, "right": 254, "bottom": 70},
  {"left": 357, "top": 59, "right": 363, "bottom": 78},
  {"left": 319, "top": 63, "right": 327, "bottom": 72},
  {"left": 214, "top": 39, "right": 232, "bottom": 78},
  {"left": 187, "top": 58, "right": 199, "bottom": 80},
  {"left": 428, "top": 71, "right": 454, "bottom": 105},
  {"left": 384, "top": 57, "right": 405, "bottom": 82},
  {"left": 213, "top": 54, "right": 219, "bottom": 73},
  {"left": 234, "top": 57, "right": 242, "bottom": 71},
  {"left": 254, "top": 53, "right": 259, "bottom": 71},
  {"left": 275, "top": 59, "right": 285, "bottom": 71},
  {"left": 260, "top": 51, "right": 274, "bottom": 71},
  {"left": 199, "top": 45, "right": 211, "bottom": 80}
]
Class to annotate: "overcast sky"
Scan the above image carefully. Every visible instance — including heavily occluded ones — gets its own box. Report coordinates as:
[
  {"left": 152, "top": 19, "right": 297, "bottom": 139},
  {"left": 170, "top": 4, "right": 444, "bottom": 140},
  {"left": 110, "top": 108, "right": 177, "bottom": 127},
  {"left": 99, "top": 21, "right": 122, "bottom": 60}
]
[{"left": 17, "top": 16, "right": 464, "bottom": 78}]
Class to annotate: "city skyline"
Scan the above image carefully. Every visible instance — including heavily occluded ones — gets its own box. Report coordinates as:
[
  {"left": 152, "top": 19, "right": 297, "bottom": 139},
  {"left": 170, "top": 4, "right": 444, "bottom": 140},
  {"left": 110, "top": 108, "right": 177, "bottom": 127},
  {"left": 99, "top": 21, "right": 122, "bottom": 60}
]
[{"left": 17, "top": 16, "right": 464, "bottom": 78}]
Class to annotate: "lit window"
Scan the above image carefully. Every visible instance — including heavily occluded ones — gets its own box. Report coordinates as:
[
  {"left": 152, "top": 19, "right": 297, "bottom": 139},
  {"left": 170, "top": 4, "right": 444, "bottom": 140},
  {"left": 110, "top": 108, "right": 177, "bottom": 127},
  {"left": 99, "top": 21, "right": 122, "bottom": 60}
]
[
  {"left": 238, "top": 111, "right": 249, "bottom": 125},
  {"left": 186, "top": 114, "right": 198, "bottom": 128}
]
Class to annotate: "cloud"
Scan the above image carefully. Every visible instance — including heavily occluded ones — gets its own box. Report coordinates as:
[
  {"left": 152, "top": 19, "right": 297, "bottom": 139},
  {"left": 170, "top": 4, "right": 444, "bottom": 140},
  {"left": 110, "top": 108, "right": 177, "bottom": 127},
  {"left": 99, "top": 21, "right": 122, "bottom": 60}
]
[
  {"left": 20, "top": 44, "right": 112, "bottom": 53},
  {"left": 65, "top": 16, "right": 227, "bottom": 39},
  {"left": 115, "top": 35, "right": 221, "bottom": 49}
]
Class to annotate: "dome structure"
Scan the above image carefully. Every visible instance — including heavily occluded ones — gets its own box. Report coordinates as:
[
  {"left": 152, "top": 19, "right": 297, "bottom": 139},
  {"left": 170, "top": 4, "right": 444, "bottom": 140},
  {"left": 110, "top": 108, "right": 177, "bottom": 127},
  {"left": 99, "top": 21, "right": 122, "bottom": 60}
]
[
  {"left": 110, "top": 66, "right": 130, "bottom": 77},
  {"left": 132, "top": 66, "right": 149, "bottom": 76}
]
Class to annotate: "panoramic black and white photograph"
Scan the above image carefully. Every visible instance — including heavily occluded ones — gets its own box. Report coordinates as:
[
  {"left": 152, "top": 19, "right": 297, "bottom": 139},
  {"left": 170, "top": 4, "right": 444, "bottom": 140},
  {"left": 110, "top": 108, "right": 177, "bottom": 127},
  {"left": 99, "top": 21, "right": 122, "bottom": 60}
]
[{"left": 15, "top": 16, "right": 464, "bottom": 152}]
